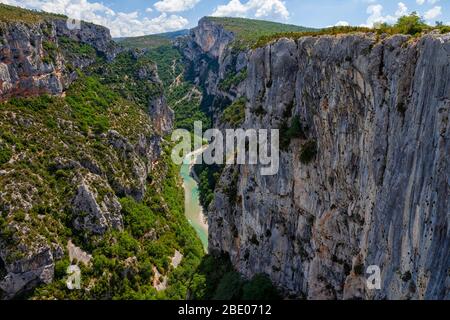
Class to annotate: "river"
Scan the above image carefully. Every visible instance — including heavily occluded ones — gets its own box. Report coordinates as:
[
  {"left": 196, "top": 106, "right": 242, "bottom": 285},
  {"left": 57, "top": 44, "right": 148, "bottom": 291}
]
[{"left": 180, "top": 147, "right": 208, "bottom": 251}]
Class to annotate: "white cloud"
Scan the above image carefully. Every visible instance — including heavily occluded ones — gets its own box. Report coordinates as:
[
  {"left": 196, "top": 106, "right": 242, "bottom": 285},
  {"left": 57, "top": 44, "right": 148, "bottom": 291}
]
[
  {"left": 154, "top": 0, "right": 200, "bottom": 13},
  {"left": 424, "top": 6, "right": 442, "bottom": 20},
  {"left": 335, "top": 21, "right": 350, "bottom": 27},
  {"left": 417, "top": 0, "right": 440, "bottom": 5},
  {"left": 212, "top": 0, "right": 248, "bottom": 17},
  {"left": 395, "top": 2, "right": 408, "bottom": 17},
  {"left": 0, "top": 0, "right": 189, "bottom": 37},
  {"left": 363, "top": 2, "right": 411, "bottom": 27},
  {"left": 106, "top": 12, "right": 189, "bottom": 38},
  {"left": 212, "top": 0, "right": 289, "bottom": 20}
]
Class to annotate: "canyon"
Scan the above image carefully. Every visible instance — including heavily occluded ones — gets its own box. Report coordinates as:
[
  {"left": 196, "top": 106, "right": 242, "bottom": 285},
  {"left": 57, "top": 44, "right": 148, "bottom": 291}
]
[{"left": 0, "top": 5, "right": 448, "bottom": 300}]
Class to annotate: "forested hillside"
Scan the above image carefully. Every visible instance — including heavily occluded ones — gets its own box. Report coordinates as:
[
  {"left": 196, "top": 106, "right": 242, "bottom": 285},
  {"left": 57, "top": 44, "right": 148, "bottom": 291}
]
[{"left": 0, "top": 4, "right": 204, "bottom": 300}]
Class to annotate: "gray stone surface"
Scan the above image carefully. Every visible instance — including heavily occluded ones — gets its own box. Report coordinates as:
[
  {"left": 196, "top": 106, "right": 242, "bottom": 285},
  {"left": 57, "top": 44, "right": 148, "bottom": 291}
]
[
  {"left": 208, "top": 33, "right": 450, "bottom": 300},
  {"left": 0, "top": 18, "right": 120, "bottom": 100}
]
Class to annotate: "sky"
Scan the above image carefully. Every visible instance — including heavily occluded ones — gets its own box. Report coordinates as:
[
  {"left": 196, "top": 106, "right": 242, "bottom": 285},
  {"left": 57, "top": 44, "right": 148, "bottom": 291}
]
[{"left": 1, "top": 0, "right": 449, "bottom": 37}]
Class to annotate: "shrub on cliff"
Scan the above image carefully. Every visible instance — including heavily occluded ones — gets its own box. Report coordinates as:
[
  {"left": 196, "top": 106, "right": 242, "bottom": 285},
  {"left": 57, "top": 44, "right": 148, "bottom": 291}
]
[
  {"left": 393, "top": 13, "right": 428, "bottom": 35},
  {"left": 0, "top": 146, "right": 12, "bottom": 165},
  {"left": 221, "top": 97, "right": 246, "bottom": 127},
  {"left": 300, "top": 139, "right": 318, "bottom": 164},
  {"left": 242, "top": 274, "right": 281, "bottom": 300},
  {"left": 280, "top": 116, "right": 306, "bottom": 150},
  {"left": 189, "top": 254, "right": 281, "bottom": 300}
]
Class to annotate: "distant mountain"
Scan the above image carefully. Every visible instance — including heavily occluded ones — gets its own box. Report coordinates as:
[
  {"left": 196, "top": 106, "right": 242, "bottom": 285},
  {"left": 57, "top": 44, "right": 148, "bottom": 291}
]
[
  {"left": 115, "top": 29, "right": 189, "bottom": 49},
  {"left": 157, "top": 29, "right": 190, "bottom": 39},
  {"left": 116, "top": 17, "right": 316, "bottom": 50},
  {"left": 204, "top": 16, "right": 316, "bottom": 44}
]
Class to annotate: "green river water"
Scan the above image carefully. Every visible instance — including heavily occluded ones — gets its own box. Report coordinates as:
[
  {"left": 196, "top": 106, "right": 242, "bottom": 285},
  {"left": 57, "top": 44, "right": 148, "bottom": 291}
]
[{"left": 180, "top": 149, "right": 208, "bottom": 251}]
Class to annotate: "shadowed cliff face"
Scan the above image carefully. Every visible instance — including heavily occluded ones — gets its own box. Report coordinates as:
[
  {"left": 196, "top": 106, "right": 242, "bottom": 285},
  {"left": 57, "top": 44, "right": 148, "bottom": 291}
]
[{"left": 202, "top": 32, "right": 449, "bottom": 299}]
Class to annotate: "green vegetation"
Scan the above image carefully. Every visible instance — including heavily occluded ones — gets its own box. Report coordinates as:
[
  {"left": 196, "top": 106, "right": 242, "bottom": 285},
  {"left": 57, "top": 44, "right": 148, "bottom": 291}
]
[
  {"left": 242, "top": 274, "right": 281, "bottom": 300},
  {"left": 145, "top": 45, "right": 212, "bottom": 132},
  {"left": 379, "top": 13, "right": 428, "bottom": 35},
  {"left": 116, "top": 35, "right": 172, "bottom": 49},
  {"left": 59, "top": 36, "right": 97, "bottom": 59},
  {"left": 219, "top": 68, "right": 247, "bottom": 91},
  {"left": 255, "top": 26, "right": 373, "bottom": 48},
  {"left": 280, "top": 116, "right": 306, "bottom": 150},
  {"left": 42, "top": 40, "right": 58, "bottom": 64},
  {"left": 194, "top": 163, "right": 223, "bottom": 209},
  {"left": 115, "top": 30, "right": 189, "bottom": 49},
  {"left": 205, "top": 16, "right": 315, "bottom": 48},
  {"left": 300, "top": 140, "right": 318, "bottom": 164},
  {"left": 189, "top": 254, "right": 281, "bottom": 300},
  {"left": 0, "top": 3, "right": 66, "bottom": 24},
  {"left": 255, "top": 13, "right": 450, "bottom": 48},
  {"left": 221, "top": 97, "right": 246, "bottom": 127},
  {"left": 95, "top": 51, "right": 163, "bottom": 108},
  {"left": 0, "top": 146, "right": 12, "bottom": 165},
  {"left": 65, "top": 75, "right": 115, "bottom": 134},
  {"left": 145, "top": 45, "right": 184, "bottom": 87}
]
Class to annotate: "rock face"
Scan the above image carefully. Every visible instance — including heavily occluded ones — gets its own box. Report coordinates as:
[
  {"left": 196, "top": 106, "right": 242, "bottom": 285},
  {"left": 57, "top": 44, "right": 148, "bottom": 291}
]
[
  {"left": 72, "top": 173, "right": 123, "bottom": 236},
  {"left": 177, "top": 17, "right": 247, "bottom": 121},
  {"left": 208, "top": 33, "right": 450, "bottom": 300},
  {"left": 148, "top": 95, "right": 174, "bottom": 135},
  {"left": 0, "top": 227, "right": 55, "bottom": 299},
  {"left": 0, "top": 18, "right": 119, "bottom": 100}
]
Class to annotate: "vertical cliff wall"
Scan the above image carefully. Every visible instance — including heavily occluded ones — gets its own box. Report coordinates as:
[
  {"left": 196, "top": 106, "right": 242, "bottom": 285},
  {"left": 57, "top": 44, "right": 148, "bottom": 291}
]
[{"left": 207, "top": 33, "right": 449, "bottom": 300}]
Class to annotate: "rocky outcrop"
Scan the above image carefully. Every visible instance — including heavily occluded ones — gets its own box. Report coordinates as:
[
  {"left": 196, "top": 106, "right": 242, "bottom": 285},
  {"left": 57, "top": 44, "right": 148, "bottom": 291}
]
[
  {"left": 0, "top": 18, "right": 119, "bottom": 100},
  {"left": 53, "top": 20, "right": 118, "bottom": 61},
  {"left": 0, "top": 226, "right": 56, "bottom": 299},
  {"left": 189, "top": 17, "right": 234, "bottom": 60},
  {"left": 208, "top": 33, "right": 450, "bottom": 300},
  {"left": 148, "top": 95, "right": 174, "bottom": 135},
  {"left": 67, "top": 240, "right": 92, "bottom": 266},
  {"left": 72, "top": 173, "right": 123, "bottom": 236}
]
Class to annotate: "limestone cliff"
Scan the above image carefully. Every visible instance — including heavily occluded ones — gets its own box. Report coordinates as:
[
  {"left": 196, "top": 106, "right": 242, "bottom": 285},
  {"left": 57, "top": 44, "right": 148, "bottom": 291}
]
[
  {"left": 203, "top": 32, "right": 449, "bottom": 299},
  {"left": 177, "top": 17, "right": 247, "bottom": 123},
  {"left": 0, "top": 17, "right": 119, "bottom": 100}
]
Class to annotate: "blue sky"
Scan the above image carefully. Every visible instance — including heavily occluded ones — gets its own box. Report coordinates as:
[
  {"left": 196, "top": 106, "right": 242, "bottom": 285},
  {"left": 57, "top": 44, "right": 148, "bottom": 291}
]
[{"left": 2, "top": 0, "right": 449, "bottom": 37}]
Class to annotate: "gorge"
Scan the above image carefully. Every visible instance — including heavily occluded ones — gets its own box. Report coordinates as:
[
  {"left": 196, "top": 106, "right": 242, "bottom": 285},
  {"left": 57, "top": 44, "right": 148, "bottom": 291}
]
[{"left": 0, "top": 4, "right": 449, "bottom": 300}]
